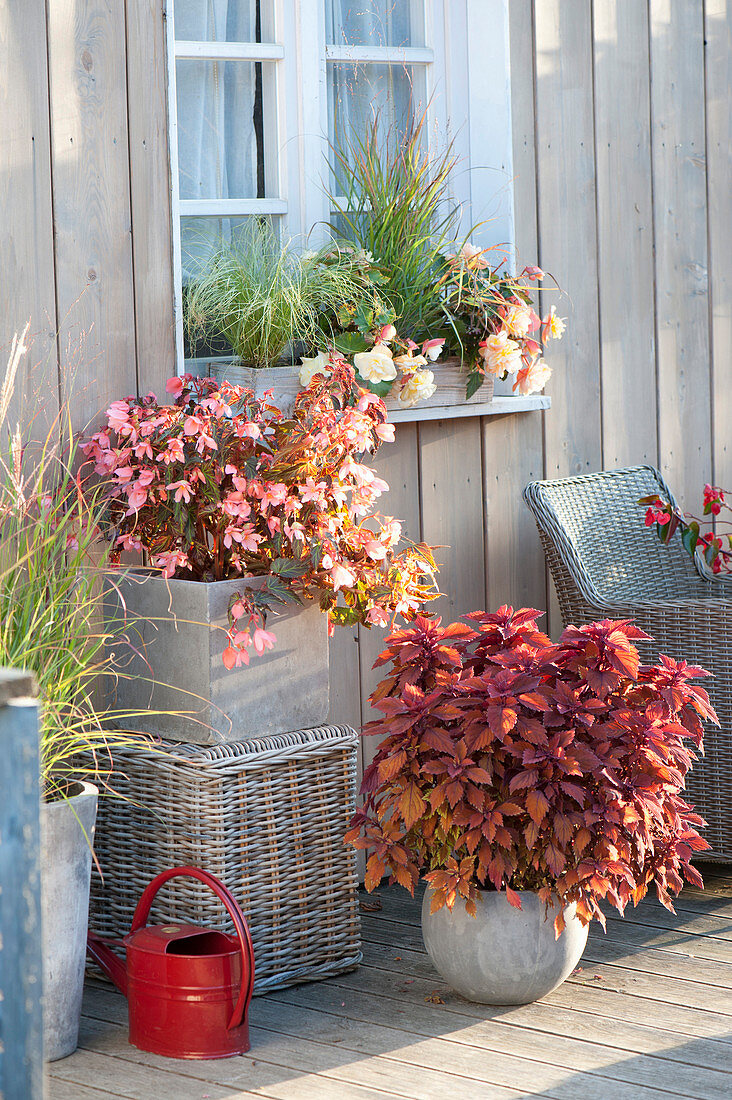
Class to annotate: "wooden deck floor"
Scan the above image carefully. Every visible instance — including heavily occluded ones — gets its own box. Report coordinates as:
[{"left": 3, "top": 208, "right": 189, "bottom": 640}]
[{"left": 47, "top": 867, "right": 732, "bottom": 1100}]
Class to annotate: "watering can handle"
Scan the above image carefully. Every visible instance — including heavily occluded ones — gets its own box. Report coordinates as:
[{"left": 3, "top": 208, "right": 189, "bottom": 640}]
[{"left": 130, "top": 865, "right": 255, "bottom": 1031}]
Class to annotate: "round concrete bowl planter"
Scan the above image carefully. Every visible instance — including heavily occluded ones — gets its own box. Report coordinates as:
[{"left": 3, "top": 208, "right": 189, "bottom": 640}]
[
  {"left": 421, "top": 886, "right": 588, "bottom": 1005},
  {"left": 105, "top": 571, "right": 329, "bottom": 744},
  {"left": 198, "top": 357, "right": 494, "bottom": 417},
  {"left": 41, "top": 781, "right": 98, "bottom": 1060}
]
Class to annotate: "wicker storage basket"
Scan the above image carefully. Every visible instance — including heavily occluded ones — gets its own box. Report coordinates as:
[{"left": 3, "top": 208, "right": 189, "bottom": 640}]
[{"left": 89, "top": 725, "right": 362, "bottom": 994}]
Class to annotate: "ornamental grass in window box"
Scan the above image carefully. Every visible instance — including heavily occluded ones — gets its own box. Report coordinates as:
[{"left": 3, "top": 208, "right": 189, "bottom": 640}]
[
  {"left": 330, "top": 111, "right": 566, "bottom": 404},
  {"left": 84, "top": 363, "right": 438, "bottom": 743},
  {"left": 347, "top": 606, "right": 715, "bottom": 1004}
]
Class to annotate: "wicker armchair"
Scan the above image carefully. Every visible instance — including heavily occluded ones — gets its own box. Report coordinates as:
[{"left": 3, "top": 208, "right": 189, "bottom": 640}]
[{"left": 524, "top": 465, "right": 732, "bottom": 859}]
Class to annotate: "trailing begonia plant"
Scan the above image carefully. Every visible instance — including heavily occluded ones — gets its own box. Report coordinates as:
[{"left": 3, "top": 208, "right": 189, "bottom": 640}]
[
  {"left": 642, "top": 484, "right": 732, "bottom": 576},
  {"left": 83, "top": 359, "right": 438, "bottom": 669},
  {"left": 347, "top": 606, "right": 715, "bottom": 935}
]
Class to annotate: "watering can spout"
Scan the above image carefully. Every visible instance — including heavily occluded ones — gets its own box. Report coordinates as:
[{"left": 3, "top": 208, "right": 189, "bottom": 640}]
[{"left": 87, "top": 933, "right": 128, "bottom": 995}]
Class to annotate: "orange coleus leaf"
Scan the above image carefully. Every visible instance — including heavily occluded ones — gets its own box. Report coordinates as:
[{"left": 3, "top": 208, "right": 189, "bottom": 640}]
[
  {"left": 526, "top": 788, "right": 549, "bottom": 825},
  {"left": 364, "top": 855, "right": 385, "bottom": 892},
  {"left": 398, "top": 782, "right": 426, "bottom": 828},
  {"left": 505, "top": 886, "right": 523, "bottom": 910}
]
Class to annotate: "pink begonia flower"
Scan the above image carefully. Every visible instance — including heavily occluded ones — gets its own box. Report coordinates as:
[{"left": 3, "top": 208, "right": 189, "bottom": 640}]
[
  {"left": 523, "top": 265, "right": 545, "bottom": 280},
  {"left": 284, "top": 520, "right": 306, "bottom": 542},
  {"left": 364, "top": 538, "right": 388, "bottom": 561},
  {"left": 379, "top": 323, "right": 397, "bottom": 342},
  {"left": 231, "top": 600, "right": 247, "bottom": 620},
  {"left": 106, "top": 401, "right": 131, "bottom": 432},
  {"left": 222, "top": 492, "right": 252, "bottom": 519},
  {"left": 382, "top": 518, "right": 402, "bottom": 545},
  {"left": 223, "top": 643, "right": 249, "bottom": 670},
  {"left": 223, "top": 524, "right": 262, "bottom": 551},
  {"left": 330, "top": 562, "right": 356, "bottom": 591},
  {"left": 236, "top": 421, "right": 260, "bottom": 440},
  {"left": 153, "top": 550, "right": 190, "bottom": 579},
  {"left": 116, "top": 532, "right": 143, "bottom": 553},
  {"left": 252, "top": 627, "right": 277, "bottom": 656},
  {"left": 114, "top": 466, "right": 134, "bottom": 483},
  {"left": 134, "top": 440, "right": 154, "bottom": 461},
  {"left": 366, "top": 606, "right": 390, "bottom": 627},
  {"left": 374, "top": 421, "right": 395, "bottom": 443},
  {"left": 166, "top": 376, "right": 185, "bottom": 398},
  {"left": 183, "top": 415, "right": 201, "bottom": 436},
  {"left": 125, "top": 484, "right": 148, "bottom": 512},
  {"left": 260, "top": 483, "right": 288, "bottom": 510},
  {"left": 196, "top": 431, "right": 218, "bottom": 454},
  {"left": 167, "top": 479, "right": 193, "bottom": 504},
  {"left": 137, "top": 468, "right": 156, "bottom": 487}
]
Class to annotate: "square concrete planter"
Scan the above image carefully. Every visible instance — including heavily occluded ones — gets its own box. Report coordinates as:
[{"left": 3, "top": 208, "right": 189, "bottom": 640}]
[
  {"left": 105, "top": 572, "right": 329, "bottom": 744},
  {"left": 192, "top": 356, "right": 493, "bottom": 417}
]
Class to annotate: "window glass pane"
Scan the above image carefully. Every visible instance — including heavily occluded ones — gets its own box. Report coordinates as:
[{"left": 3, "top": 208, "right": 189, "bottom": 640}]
[
  {"left": 328, "top": 62, "right": 425, "bottom": 190},
  {"left": 325, "top": 0, "right": 422, "bottom": 48},
  {"left": 176, "top": 59, "right": 267, "bottom": 201},
  {"left": 174, "top": 0, "right": 272, "bottom": 43}
]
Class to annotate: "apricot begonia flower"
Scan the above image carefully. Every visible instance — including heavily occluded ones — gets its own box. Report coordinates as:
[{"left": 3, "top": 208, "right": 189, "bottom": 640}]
[
  {"left": 480, "top": 331, "right": 523, "bottom": 377},
  {"left": 541, "top": 305, "right": 566, "bottom": 341},
  {"left": 514, "top": 358, "right": 552, "bottom": 395}
]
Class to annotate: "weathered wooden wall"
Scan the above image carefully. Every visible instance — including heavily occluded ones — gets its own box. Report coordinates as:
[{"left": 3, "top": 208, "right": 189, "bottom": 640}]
[
  {"left": 0, "top": 0, "right": 174, "bottom": 432},
  {"left": 1, "top": 2, "right": 729, "bottom": 754}
]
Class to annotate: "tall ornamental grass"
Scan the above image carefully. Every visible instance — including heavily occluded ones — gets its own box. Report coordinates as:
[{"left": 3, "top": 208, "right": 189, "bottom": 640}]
[
  {"left": 0, "top": 329, "right": 152, "bottom": 799},
  {"left": 329, "top": 109, "right": 459, "bottom": 342}
]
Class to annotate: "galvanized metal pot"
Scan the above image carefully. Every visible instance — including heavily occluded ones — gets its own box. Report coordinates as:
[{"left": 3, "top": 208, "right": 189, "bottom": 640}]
[
  {"left": 41, "top": 782, "right": 98, "bottom": 1060},
  {"left": 105, "top": 571, "right": 329, "bottom": 744},
  {"left": 421, "top": 886, "right": 588, "bottom": 1005}
]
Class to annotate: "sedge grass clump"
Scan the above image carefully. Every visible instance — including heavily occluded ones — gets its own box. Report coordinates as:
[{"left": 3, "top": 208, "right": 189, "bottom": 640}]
[{"left": 184, "top": 219, "right": 385, "bottom": 368}]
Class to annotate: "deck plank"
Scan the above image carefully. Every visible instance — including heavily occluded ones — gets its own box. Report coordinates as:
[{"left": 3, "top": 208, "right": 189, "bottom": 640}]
[{"left": 47, "top": 878, "right": 732, "bottom": 1099}]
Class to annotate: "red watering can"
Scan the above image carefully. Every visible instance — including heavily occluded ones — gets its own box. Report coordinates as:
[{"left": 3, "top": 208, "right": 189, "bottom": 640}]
[{"left": 87, "top": 866, "right": 255, "bottom": 1060}]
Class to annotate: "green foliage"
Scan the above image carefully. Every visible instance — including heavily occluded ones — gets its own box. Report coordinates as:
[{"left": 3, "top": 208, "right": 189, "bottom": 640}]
[
  {"left": 329, "top": 109, "right": 458, "bottom": 343},
  {"left": 0, "top": 332, "right": 153, "bottom": 799},
  {"left": 184, "top": 219, "right": 382, "bottom": 368}
]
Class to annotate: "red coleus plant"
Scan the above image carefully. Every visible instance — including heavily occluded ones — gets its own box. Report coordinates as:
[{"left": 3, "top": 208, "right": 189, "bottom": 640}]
[
  {"left": 83, "top": 360, "right": 438, "bottom": 667},
  {"left": 346, "top": 607, "right": 716, "bottom": 934},
  {"left": 642, "top": 485, "right": 732, "bottom": 575}
]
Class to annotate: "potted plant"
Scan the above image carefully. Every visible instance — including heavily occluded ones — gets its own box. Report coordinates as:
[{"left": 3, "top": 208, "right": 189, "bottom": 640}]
[
  {"left": 84, "top": 363, "right": 438, "bottom": 743},
  {"left": 347, "top": 606, "right": 714, "bottom": 1004},
  {"left": 184, "top": 218, "right": 393, "bottom": 411},
  {"left": 330, "top": 112, "right": 566, "bottom": 407},
  {"left": 0, "top": 330, "right": 154, "bottom": 1060}
]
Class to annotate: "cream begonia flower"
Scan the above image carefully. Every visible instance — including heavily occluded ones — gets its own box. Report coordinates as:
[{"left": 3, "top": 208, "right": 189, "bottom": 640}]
[
  {"left": 503, "top": 302, "right": 534, "bottom": 338},
  {"left": 398, "top": 369, "right": 436, "bottom": 408},
  {"left": 299, "top": 351, "right": 332, "bottom": 388},
  {"left": 481, "top": 331, "right": 523, "bottom": 376},
  {"left": 353, "top": 343, "right": 397, "bottom": 384},
  {"left": 455, "top": 241, "right": 490, "bottom": 270}
]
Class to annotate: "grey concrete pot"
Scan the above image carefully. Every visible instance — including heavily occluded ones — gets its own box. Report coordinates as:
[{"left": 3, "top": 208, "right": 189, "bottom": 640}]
[
  {"left": 421, "top": 886, "right": 588, "bottom": 1004},
  {"left": 41, "top": 782, "right": 98, "bottom": 1060},
  {"left": 105, "top": 571, "right": 329, "bottom": 743}
]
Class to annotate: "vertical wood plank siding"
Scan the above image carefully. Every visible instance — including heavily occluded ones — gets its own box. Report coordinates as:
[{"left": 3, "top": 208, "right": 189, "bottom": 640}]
[{"left": 0, "top": 3, "right": 729, "bottom": 730}]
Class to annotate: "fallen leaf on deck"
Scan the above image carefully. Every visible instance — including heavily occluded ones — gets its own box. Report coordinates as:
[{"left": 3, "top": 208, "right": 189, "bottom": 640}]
[{"left": 360, "top": 899, "right": 383, "bottom": 912}]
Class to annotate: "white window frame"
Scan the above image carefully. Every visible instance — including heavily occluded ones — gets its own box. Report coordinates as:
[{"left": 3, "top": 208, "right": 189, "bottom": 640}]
[{"left": 165, "top": 0, "right": 514, "bottom": 375}]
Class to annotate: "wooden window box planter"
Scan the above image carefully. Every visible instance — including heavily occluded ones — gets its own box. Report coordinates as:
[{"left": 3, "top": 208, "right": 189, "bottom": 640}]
[{"left": 188, "top": 356, "right": 499, "bottom": 420}]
